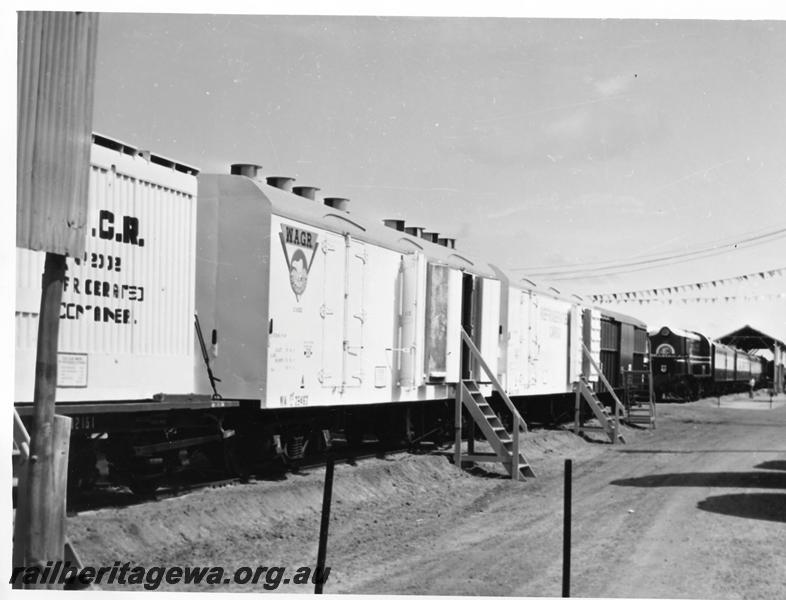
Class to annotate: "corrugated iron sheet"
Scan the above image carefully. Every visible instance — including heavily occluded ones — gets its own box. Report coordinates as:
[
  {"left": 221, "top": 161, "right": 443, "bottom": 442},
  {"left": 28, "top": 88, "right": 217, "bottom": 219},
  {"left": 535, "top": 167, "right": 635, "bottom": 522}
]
[{"left": 17, "top": 11, "right": 98, "bottom": 256}]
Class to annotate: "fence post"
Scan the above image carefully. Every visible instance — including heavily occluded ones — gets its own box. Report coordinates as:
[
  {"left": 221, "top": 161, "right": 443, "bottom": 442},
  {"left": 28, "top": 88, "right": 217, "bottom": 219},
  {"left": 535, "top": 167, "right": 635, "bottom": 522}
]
[
  {"left": 454, "top": 392, "right": 462, "bottom": 468},
  {"left": 573, "top": 383, "right": 580, "bottom": 434},
  {"left": 562, "top": 459, "right": 572, "bottom": 598},
  {"left": 315, "top": 457, "right": 335, "bottom": 594},
  {"left": 512, "top": 414, "right": 520, "bottom": 480},
  {"left": 613, "top": 398, "right": 619, "bottom": 444}
]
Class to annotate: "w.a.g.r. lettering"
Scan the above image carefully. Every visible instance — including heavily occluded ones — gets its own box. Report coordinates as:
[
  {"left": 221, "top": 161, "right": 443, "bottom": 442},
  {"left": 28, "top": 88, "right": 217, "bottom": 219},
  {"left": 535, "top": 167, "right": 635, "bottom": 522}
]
[
  {"left": 279, "top": 223, "right": 320, "bottom": 301},
  {"left": 284, "top": 226, "right": 314, "bottom": 249}
]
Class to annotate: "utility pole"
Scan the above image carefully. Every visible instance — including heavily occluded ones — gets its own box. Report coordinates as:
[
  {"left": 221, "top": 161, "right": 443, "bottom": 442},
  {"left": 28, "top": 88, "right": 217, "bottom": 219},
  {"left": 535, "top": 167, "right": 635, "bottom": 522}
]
[{"left": 15, "top": 12, "right": 98, "bottom": 587}]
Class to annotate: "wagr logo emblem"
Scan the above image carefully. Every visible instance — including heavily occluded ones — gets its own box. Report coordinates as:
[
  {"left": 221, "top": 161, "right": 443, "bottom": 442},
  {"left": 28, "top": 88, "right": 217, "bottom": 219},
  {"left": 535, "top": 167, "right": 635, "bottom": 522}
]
[{"left": 279, "top": 224, "right": 319, "bottom": 301}]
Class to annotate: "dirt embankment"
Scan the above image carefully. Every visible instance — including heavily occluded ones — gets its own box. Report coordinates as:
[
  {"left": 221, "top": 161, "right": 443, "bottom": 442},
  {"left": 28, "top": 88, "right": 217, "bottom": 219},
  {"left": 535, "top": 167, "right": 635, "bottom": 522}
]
[{"left": 69, "top": 393, "right": 786, "bottom": 597}]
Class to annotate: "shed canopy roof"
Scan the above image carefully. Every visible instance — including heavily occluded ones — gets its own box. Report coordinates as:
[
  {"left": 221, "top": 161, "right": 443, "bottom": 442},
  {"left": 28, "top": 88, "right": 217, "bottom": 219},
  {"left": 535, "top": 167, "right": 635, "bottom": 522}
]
[{"left": 716, "top": 325, "right": 786, "bottom": 352}]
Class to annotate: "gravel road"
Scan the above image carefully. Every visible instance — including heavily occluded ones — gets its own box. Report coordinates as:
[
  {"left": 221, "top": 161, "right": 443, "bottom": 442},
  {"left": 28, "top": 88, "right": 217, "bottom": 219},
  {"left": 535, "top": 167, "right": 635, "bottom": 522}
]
[{"left": 69, "top": 392, "right": 786, "bottom": 598}]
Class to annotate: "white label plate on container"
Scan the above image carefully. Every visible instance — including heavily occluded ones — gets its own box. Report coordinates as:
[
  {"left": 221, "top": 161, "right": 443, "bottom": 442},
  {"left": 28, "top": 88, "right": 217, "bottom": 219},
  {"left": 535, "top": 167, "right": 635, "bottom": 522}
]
[{"left": 57, "top": 353, "right": 88, "bottom": 388}]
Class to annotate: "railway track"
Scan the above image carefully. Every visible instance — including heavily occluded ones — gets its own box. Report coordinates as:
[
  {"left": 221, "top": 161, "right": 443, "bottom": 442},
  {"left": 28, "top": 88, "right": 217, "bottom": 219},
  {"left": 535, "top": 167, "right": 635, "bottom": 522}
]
[{"left": 67, "top": 439, "right": 441, "bottom": 515}]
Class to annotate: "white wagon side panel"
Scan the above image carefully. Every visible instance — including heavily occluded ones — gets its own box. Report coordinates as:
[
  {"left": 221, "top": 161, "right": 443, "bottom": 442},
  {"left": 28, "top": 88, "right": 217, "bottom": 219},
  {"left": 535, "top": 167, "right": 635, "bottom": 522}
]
[
  {"left": 505, "top": 287, "right": 529, "bottom": 395},
  {"left": 529, "top": 295, "right": 572, "bottom": 394},
  {"left": 479, "top": 278, "right": 501, "bottom": 381},
  {"left": 265, "top": 214, "right": 448, "bottom": 408},
  {"left": 15, "top": 141, "right": 197, "bottom": 403}
]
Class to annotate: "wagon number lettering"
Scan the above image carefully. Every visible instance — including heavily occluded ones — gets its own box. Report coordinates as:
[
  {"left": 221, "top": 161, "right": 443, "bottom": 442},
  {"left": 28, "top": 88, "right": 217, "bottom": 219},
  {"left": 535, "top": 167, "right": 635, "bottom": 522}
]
[
  {"left": 72, "top": 415, "right": 96, "bottom": 431},
  {"left": 73, "top": 252, "right": 123, "bottom": 272}
]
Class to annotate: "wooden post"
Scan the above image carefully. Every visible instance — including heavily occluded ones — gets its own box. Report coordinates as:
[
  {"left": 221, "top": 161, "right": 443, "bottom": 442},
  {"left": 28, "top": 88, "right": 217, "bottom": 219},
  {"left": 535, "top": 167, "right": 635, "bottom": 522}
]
[
  {"left": 613, "top": 396, "right": 619, "bottom": 444},
  {"left": 454, "top": 392, "right": 462, "bottom": 469},
  {"left": 512, "top": 414, "right": 520, "bottom": 480},
  {"left": 649, "top": 365, "right": 656, "bottom": 429},
  {"left": 21, "top": 252, "right": 70, "bottom": 585},
  {"left": 51, "top": 416, "right": 72, "bottom": 560},
  {"left": 315, "top": 457, "right": 335, "bottom": 594},
  {"left": 573, "top": 383, "right": 581, "bottom": 434},
  {"left": 467, "top": 416, "right": 475, "bottom": 457},
  {"left": 562, "top": 459, "right": 572, "bottom": 598}
]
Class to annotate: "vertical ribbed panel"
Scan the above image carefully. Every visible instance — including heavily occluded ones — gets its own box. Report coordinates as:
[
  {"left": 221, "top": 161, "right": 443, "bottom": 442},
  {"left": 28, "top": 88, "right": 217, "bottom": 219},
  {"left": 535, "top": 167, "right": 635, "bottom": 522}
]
[
  {"left": 16, "top": 149, "right": 197, "bottom": 358},
  {"left": 17, "top": 12, "right": 98, "bottom": 256}
]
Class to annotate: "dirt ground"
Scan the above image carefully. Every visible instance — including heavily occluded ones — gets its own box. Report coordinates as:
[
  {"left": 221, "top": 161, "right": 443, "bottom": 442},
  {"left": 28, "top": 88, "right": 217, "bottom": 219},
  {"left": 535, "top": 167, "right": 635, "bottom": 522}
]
[{"left": 68, "top": 390, "right": 786, "bottom": 598}]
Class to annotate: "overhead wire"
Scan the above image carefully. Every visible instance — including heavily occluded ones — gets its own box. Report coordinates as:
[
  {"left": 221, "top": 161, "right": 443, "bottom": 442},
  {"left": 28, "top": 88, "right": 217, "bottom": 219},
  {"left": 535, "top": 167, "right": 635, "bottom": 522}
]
[
  {"left": 542, "top": 230, "right": 786, "bottom": 280},
  {"left": 512, "top": 224, "right": 786, "bottom": 278}
]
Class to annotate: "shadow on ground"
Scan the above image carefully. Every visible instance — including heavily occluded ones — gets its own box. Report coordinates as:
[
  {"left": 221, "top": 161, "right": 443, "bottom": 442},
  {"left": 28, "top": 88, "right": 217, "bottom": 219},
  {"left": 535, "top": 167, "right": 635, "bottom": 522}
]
[
  {"left": 756, "top": 460, "right": 786, "bottom": 471},
  {"left": 610, "top": 471, "right": 786, "bottom": 489},
  {"left": 460, "top": 465, "right": 511, "bottom": 480},
  {"left": 617, "top": 449, "right": 786, "bottom": 454},
  {"left": 697, "top": 493, "right": 786, "bottom": 523}
]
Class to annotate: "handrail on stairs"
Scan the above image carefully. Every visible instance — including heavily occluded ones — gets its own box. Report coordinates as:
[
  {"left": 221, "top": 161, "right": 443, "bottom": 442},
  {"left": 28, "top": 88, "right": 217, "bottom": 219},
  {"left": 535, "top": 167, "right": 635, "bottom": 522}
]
[
  {"left": 621, "top": 366, "right": 657, "bottom": 428},
  {"left": 581, "top": 343, "right": 626, "bottom": 417},
  {"left": 13, "top": 408, "right": 87, "bottom": 584},
  {"left": 461, "top": 329, "right": 526, "bottom": 433},
  {"left": 14, "top": 408, "right": 31, "bottom": 463}
]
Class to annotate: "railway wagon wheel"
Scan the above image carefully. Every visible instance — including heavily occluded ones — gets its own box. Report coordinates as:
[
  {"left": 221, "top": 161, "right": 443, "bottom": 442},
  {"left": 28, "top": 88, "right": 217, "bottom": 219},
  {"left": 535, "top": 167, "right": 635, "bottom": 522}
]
[
  {"left": 66, "top": 434, "right": 101, "bottom": 496},
  {"left": 221, "top": 434, "right": 255, "bottom": 480},
  {"left": 104, "top": 432, "right": 164, "bottom": 495}
]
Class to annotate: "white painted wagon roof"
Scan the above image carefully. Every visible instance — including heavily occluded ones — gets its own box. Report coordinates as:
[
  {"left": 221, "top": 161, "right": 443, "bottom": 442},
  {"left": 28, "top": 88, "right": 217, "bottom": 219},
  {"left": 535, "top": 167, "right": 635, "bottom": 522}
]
[
  {"left": 93, "top": 132, "right": 200, "bottom": 175},
  {"left": 238, "top": 175, "right": 500, "bottom": 278},
  {"left": 202, "top": 172, "right": 652, "bottom": 322}
]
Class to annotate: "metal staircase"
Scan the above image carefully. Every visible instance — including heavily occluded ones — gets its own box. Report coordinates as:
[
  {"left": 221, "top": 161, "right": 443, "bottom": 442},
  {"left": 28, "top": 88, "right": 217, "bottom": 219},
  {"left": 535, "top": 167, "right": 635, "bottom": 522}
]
[
  {"left": 454, "top": 330, "right": 535, "bottom": 480},
  {"left": 623, "top": 368, "right": 656, "bottom": 428},
  {"left": 574, "top": 344, "right": 627, "bottom": 444}
]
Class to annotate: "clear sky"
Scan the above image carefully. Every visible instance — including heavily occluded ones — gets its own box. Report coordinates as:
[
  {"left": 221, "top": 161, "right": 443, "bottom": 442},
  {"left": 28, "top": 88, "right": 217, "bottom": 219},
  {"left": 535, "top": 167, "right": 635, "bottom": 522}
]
[{"left": 7, "top": 5, "right": 786, "bottom": 344}]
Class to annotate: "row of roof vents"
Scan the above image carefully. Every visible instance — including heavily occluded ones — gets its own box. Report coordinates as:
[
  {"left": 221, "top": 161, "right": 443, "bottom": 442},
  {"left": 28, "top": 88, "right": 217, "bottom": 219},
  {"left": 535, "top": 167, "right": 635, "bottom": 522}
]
[
  {"left": 383, "top": 219, "right": 456, "bottom": 249},
  {"left": 230, "top": 163, "right": 351, "bottom": 212},
  {"left": 230, "top": 163, "right": 455, "bottom": 248},
  {"left": 93, "top": 133, "right": 200, "bottom": 175}
]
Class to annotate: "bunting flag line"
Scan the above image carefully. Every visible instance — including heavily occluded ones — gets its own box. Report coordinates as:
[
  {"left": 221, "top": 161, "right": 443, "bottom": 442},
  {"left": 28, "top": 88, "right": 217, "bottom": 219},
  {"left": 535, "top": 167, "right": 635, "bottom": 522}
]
[
  {"left": 590, "top": 267, "right": 786, "bottom": 304},
  {"left": 596, "top": 292, "right": 786, "bottom": 305}
]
